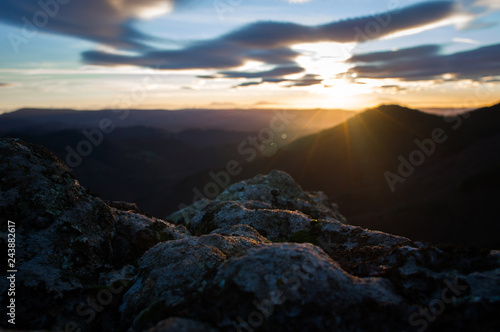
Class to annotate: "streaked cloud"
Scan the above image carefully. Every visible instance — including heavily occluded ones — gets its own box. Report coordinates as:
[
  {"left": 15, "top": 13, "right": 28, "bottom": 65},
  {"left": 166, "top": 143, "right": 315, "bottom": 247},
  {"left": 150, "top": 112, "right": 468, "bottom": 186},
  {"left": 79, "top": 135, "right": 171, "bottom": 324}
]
[
  {"left": 452, "top": 37, "right": 481, "bottom": 44},
  {"left": 348, "top": 43, "right": 500, "bottom": 82},
  {"left": 233, "top": 74, "right": 323, "bottom": 88},
  {"left": 81, "top": 1, "right": 460, "bottom": 86},
  {"left": 0, "top": 0, "right": 190, "bottom": 49},
  {"left": 200, "top": 66, "right": 305, "bottom": 79},
  {"left": 474, "top": 0, "right": 500, "bottom": 10}
]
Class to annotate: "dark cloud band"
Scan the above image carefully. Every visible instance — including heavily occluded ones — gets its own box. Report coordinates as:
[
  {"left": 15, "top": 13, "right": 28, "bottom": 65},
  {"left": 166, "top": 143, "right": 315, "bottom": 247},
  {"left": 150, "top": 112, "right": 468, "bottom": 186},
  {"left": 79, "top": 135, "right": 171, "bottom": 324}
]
[
  {"left": 0, "top": 0, "right": 465, "bottom": 87},
  {"left": 0, "top": 0, "right": 190, "bottom": 49},
  {"left": 348, "top": 43, "right": 500, "bottom": 81}
]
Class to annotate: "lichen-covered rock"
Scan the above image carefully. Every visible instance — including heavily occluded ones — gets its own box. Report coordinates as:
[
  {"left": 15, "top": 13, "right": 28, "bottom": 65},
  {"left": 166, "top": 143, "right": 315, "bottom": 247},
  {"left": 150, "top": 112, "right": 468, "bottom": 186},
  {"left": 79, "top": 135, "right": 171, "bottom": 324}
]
[
  {"left": 210, "top": 224, "right": 270, "bottom": 243},
  {"left": 169, "top": 198, "right": 211, "bottom": 225},
  {"left": 165, "top": 243, "right": 405, "bottom": 331},
  {"left": 170, "top": 170, "right": 347, "bottom": 226},
  {"left": 107, "top": 200, "right": 145, "bottom": 214},
  {"left": 189, "top": 201, "right": 312, "bottom": 241},
  {"left": 98, "top": 264, "right": 137, "bottom": 286},
  {"left": 0, "top": 138, "right": 190, "bottom": 329},
  {"left": 110, "top": 209, "right": 190, "bottom": 265},
  {"left": 121, "top": 231, "right": 270, "bottom": 330},
  {"left": 318, "top": 219, "right": 413, "bottom": 252},
  {"left": 0, "top": 139, "right": 115, "bottom": 328},
  {"left": 213, "top": 243, "right": 401, "bottom": 306}
]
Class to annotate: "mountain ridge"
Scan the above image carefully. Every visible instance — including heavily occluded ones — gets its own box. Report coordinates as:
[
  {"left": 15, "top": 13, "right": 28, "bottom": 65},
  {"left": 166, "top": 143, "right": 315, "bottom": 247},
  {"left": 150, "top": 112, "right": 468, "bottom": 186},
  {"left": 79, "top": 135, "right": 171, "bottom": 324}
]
[{"left": 0, "top": 107, "right": 355, "bottom": 138}]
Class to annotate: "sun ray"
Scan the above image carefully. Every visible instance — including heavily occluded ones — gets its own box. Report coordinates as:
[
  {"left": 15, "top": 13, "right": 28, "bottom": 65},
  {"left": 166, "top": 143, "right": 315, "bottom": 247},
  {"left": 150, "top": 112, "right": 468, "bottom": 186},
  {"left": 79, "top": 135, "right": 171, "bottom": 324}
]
[
  {"left": 299, "top": 128, "right": 324, "bottom": 181},
  {"left": 289, "top": 108, "right": 324, "bottom": 141}
]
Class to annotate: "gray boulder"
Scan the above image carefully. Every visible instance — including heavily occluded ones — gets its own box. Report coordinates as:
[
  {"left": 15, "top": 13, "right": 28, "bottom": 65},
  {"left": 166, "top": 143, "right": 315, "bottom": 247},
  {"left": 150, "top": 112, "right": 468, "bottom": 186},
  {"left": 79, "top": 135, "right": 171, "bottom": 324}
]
[
  {"left": 121, "top": 227, "right": 270, "bottom": 330},
  {"left": 170, "top": 170, "right": 347, "bottom": 226}
]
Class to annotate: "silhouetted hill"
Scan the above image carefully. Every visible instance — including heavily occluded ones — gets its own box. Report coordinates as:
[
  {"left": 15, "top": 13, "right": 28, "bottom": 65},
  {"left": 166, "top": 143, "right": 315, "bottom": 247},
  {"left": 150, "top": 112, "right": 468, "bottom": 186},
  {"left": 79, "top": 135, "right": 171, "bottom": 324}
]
[{"left": 244, "top": 102, "right": 500, "bottom": 247}]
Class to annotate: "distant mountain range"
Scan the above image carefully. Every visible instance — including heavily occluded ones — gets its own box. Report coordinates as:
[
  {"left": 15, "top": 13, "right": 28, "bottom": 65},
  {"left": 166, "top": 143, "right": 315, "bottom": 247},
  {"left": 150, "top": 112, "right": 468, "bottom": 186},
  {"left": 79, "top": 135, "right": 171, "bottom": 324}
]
[
  {"left": 0, "top": 107, "right": 353, "bottom": 216},
  {"left": 0, "top": 107, "right": 353, "bottom": 137},
  {"left": 2, "top": 103, "right": 499, "bottom": 247}
]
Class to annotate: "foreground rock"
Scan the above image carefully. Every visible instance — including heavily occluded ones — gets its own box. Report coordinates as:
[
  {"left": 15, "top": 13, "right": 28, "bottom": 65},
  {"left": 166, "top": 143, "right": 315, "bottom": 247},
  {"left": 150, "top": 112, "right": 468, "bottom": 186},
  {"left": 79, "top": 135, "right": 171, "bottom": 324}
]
[
  {"left": 122, "top": 228, "right": 271, "bottom": 329},
  {"left": 0, "top": 138, "right": 190, "bottom": 329},
  {"left": 0, "top": 138, "right": 499, "bottom": 331}
]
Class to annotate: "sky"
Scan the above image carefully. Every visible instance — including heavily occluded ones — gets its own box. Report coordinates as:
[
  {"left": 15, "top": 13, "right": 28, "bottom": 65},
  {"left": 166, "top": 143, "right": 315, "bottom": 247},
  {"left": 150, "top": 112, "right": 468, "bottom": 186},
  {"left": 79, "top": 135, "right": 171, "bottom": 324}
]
[{"left": 0, "top": 0, "right": 499, "bottom": 113}]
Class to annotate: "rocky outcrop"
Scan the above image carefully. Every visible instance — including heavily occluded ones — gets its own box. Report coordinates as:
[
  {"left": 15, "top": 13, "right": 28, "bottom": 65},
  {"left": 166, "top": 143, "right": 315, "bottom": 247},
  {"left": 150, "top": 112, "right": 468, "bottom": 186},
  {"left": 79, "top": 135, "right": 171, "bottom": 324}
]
[
  {"left": 121, "top": 229, "right": 271, "bottom": 328},
  {"left": 0, "top": 138, "right": 499, "bottom": 331},
  {"left": 0, "top": 138, "right": 190, "bottom": 329},
  {"left": 170, "top": 170, "right": 347, "bottom": 227}
]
